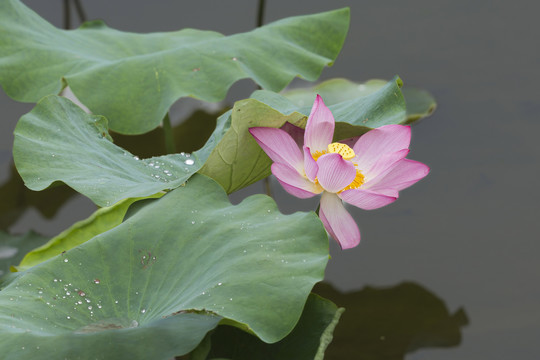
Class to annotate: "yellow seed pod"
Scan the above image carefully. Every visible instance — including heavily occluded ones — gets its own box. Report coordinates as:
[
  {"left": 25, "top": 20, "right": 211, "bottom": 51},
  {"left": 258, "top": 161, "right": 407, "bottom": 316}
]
[{"left": 327, "top": 142, "right": 355, "bottom": 160}]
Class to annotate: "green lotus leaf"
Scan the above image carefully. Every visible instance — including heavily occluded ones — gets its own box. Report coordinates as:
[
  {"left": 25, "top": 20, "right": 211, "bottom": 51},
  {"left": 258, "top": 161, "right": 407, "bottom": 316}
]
[
  {"left": 400, "top": 87, "right": 437, "bottom": 122},
  {"left": 16, "top": 194, "right": 163, "bottom": 271},
  {"left": 199, "top": 77, "right": 411, "bottom": 193},
  {"left": 0, "top": 0, "right": 349, "bottom": 134},
  {"left": 205, "top": 293, "right": 344, "bottom": 360},
  {"left": 0, "top": 231, "right": 48, "bottom": 279},
  {"left": 0, "top": 174, "right": 329, "bottom": 359},
  {"left": 282, "top": 77, "right": 437, "bottom": 125},
  {"left": 13, "top": 95, "right": 214, "bottom": 207},
  {"left": 254, "top": 76, "right": 408, "bottom": 140}
]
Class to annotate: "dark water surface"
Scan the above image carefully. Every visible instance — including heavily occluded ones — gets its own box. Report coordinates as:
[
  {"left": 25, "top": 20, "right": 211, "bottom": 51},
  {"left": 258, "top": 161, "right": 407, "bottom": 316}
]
[{"left": 1, "top": 1, "right": 538, "bottom": 359}]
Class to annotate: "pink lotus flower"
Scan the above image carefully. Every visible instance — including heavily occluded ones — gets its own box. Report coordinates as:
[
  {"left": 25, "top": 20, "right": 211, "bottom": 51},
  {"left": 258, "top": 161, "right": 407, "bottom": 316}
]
[{"left": 249, "top": 95, "right": 429, "bottom": 249}]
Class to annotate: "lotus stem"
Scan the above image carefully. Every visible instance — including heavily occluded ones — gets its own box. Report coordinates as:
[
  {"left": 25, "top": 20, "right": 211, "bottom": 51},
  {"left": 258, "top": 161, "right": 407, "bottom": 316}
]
[{"left": 162, "top": 113, "right": 176, "bottom": 154}]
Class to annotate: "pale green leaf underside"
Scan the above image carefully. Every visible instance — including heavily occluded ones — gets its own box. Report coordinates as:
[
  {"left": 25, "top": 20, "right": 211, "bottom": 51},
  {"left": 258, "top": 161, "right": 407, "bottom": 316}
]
[
  {"left": 17, "top": 194, "right": 163, "bottom": 271},
  {"left": 0, "top": 175, "right": 329, "bottom": 359},
  {"left": 199, "top": 99, "right": 307, "bottom": 193},
  {"left": 0, "top": 0, "right": 349, "bottom": 134}
]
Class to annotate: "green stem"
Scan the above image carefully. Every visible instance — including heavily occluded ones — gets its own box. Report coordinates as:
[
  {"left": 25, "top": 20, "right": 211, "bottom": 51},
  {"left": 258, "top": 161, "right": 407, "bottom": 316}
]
[
  {"left": 256, "top": 0, "right": 273, "bottom": 198},
  {"left": 256, "top": 0, "right": 266, "bottom": 27},
  {"left": 162, "top": 113, "right": 176, "bottom": 154},
  {"left": 73, "top": 0, "right": 87, "bottom": 23},
  {"left": 63, "top": 0, "right": 71, "bottom": 29},
  {"left": 63, "top": 0, "right": 87, "bottom": 29},
  {"left": 263, "top": 177, "right": 273, "bottom": 198}
]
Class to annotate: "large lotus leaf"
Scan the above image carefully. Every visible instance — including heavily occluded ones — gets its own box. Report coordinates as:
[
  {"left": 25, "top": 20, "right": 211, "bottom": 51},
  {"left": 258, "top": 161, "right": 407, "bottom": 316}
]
[
  {"left": 282, "top": 78, "right": 437, "bottom": 124},
  {"left": 4, "top": 103, "right": 216, "bottom": 227},
  {"left": 0, "top": 231, "right": 48, "bottom": 279},
  {"left": 205, "top": 293, "right": 344, "bottom": 360},
  {"left": 199, "top": 77, "right": 409, "bottom": 193},
  {"left": 0, "top": 0, "right": 349, "bottom": 134},
  {"left": 0, "top": 174, "right": 329, "bottom": 359},
  {"left": 16, "top": 194, "right": 163, "bottom": 271},
  {"left": 13, "top": 95, "right": 215, "bottom": 207},
  {"left": 313, "top": 282, "right": 468, "bottom": 359}
]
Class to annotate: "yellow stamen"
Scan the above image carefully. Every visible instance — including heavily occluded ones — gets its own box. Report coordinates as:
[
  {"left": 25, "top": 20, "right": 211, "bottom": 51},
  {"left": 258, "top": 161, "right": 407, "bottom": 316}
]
[
  {"left": 341, "top": 169, "right": 365, "bottom": 192},
  {"left": 311, "top": 150, "right": 327, "bottom": 161},
  {"left": 310, "top": 143, "right": 363, "bottom": 192},
  {"left": 327, "top": 142, "right": 355, "bottom": 160}
]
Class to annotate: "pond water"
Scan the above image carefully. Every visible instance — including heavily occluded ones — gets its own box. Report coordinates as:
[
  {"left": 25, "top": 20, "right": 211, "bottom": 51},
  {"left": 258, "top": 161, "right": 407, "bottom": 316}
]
[{"left": 2, "top": 1, "right": 538, "bottom": 359}]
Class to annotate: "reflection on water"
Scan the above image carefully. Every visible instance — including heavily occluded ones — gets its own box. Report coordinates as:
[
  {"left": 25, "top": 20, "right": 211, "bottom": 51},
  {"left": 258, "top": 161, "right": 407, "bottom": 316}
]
[
  {"left": 314, "top": 282, "right": 468, "bottom": 359},
  {"left": 0, "top": 231, "right": 48, "bottom": 278},
  {"left": 0, "top": 163, "right": 77, "bottom": 230},
  {"left": 111, "top": 107, "right": 222, "bottom": 158}
]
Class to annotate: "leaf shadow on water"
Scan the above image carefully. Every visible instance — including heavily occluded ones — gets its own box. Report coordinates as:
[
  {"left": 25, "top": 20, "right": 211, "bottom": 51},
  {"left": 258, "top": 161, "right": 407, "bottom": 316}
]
[
  {"left": 111, "top": 108, "right": 223, "bottom": 158},
  {"left": 0, "top": 231, "right": 49, "bottom": 278},
  {"left": 0, "top": 163, "right": 77, "bottom": 230},
  {"left": 188, "top": 293, "right": 342, "bottom": 360},
  {"left": 313, "top": 282, "right": 468, "bottom": 360},
  {"left": 174, "top": 282, "right": 467, "bottom": 360}
]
